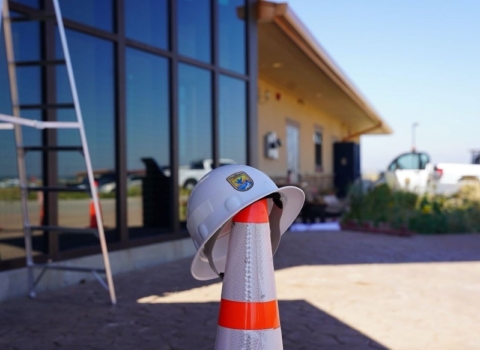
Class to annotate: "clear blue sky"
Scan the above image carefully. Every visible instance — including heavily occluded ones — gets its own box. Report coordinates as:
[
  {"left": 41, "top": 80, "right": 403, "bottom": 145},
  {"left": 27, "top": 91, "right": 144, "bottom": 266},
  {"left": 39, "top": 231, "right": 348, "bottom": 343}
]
[{"left": 285, "top": 0, "right": 480, "bottom": 173}]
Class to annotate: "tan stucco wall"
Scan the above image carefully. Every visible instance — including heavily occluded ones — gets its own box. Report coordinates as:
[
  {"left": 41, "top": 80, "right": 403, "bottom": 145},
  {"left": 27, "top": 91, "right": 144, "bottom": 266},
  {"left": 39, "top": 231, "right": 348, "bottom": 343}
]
[{"left": 257, "top": 78, "right": 351, "bottom": 186}]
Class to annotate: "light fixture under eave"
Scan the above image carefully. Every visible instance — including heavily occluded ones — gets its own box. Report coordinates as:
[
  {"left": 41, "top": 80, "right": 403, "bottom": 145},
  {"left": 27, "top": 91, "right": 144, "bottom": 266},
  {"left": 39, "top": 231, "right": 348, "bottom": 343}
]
[{"left": 272, "top": 62, "right": 283, "bottom": 68}]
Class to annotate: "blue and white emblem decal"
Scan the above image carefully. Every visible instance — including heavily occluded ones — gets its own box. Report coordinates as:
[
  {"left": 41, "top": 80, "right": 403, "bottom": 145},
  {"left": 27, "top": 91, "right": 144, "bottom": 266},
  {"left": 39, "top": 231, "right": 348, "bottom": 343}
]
[{"left": 226, "top": 171, "right": 254, "bottom": 192}]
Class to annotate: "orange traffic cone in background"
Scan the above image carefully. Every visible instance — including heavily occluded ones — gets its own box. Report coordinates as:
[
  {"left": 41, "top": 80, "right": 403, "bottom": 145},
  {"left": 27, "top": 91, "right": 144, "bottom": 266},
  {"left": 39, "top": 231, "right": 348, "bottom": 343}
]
[
  {"left": 38, "top": 191, "right": 44, "bottom": 225},
  {"left": 215, "top": 199, "right": 283, "bottom": 349},
  {"left": 89, "top": 181, "right": 102, "bottom": 228}
]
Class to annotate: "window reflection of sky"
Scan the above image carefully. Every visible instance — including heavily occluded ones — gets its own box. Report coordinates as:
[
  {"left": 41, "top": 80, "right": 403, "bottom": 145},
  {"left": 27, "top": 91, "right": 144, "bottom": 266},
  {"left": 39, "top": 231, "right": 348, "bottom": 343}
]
[
  {"left": 179, "top": 64, "right": 212, "bottom": 166},
  {"left": 0, "top": 2, "right": 249, "bottom": 181},
  {"left": 219, "top": 0, "right": 246, "bottom": 74},
  {"left": 126, "top": 48, "right": 170, "bottom": 172},
  {"left": 0, "top": 14, "right": 41, "bottom": 178},
  {"left": 55, "top": 30, "right": 114, "bottom": 179},
  {"left": 126, "top": 0, "right": 168, "bottom": 49},
  {"left": 219, "top": 75, "right": 246, "bottom": 164},
  {"left": 178, "top": 0, "right": 211, "bottom": 63},
  {"left": 59, "top": 0, "right": 113, "bottom": 32},
  {"left": 11, "top": 20, "right": 40, "bottom": 61}
]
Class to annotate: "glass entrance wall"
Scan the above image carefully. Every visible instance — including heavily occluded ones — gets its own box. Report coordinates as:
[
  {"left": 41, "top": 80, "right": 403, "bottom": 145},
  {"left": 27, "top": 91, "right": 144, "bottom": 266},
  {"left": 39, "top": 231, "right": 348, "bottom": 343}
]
[
  {"left": 0, "top": 12, "right": 45, "bottom": 262},
  {"left": 219, "top": 75, "right": 247, "bottom": 164},
  {"left": 178, "top": 64, "right": 213, "bottom": 224},
  {"left": 0, "top": 0, "right": 256, "bottom": 270},
  {"left": 126, "top": 48, "right": 170, "bottom": 238}
]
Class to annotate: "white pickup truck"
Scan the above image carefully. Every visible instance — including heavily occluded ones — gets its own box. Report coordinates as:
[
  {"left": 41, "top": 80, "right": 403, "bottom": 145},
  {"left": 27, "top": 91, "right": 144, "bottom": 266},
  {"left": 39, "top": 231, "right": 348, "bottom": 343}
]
[
  {"left": 378, "top": 151, "right": 480, "bottom": 195},
  {"left": 175, "top": 158, "right": 236, "bottom": 190}
]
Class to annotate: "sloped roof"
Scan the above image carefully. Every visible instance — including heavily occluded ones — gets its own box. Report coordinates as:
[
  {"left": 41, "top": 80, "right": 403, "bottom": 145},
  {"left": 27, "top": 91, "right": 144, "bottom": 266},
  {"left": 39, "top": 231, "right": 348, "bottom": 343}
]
[{"left": 258, "top": 1, "right": 392, "bottom": 136}]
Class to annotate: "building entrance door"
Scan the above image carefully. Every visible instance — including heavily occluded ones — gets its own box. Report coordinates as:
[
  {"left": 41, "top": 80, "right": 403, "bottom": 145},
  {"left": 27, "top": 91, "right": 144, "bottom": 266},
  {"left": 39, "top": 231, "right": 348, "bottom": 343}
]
[{"left": 286, "top": 124, "right": 299, "bottom": 183}]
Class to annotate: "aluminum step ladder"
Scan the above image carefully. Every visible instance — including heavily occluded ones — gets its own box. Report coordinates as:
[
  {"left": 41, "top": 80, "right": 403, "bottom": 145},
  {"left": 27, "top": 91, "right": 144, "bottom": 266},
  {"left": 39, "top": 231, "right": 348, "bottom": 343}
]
[{"left": 0, "top": 0, "right": 116, "bottom": 305}]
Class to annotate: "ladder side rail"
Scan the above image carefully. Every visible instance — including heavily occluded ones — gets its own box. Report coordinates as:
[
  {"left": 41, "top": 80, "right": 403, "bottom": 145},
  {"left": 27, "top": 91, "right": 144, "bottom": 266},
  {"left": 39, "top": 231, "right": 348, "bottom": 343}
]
[
  {"left": 52, "top": 0, "right": 116, "bottom": 305},
  {"left": 0, "top": 0, "right": 3, "bottom": 30},
  {"left": 2, "top": 0, "right": 36, "bottom": 297}
]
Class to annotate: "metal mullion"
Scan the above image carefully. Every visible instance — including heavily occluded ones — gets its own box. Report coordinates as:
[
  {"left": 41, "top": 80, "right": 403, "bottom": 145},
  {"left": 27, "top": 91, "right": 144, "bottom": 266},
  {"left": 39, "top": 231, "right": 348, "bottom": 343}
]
[
  {"left": 246, "top": 0, "right": 258, "bottom": 167},
  {"left": 43, "top": 0, "right": 59, "bottom": 259},
  {"left": 217, "top": 67, "right": 249, "bottom": 81},
  {"left": 115, "top": 0, "right": 127, "bottom": 242},
  {"left": 8, "top": 2, "right": 40, "bottom": 13},
  {"left": 177, "top": 54, "right": 216, "bottom": 71},
  {"left": 63, "top": 19, "right": 118, "bottom": 41},
  {"left": 170, "top": 0, "right": 180, "bottom": 233},
  {"left": 125, "top": 38, "right": 173, "bottom": 59},
  {"left": 10, "top": 2, "right": 119, "bottom": 42},
  {"left": 2, "top": 0, "right": 35, "bottom": 291},
  {"left": 212, "top": 0, "right": 219, "bottom": 169}
]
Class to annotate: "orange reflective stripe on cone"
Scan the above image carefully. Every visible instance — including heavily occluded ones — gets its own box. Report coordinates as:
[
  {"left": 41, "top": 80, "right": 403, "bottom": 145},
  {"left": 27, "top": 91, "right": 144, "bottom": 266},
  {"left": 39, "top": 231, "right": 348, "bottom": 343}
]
[
  {"left": 218, "top": 299, "right": 280, "bottom": 330},
  {"left": 232, "top": 199, "right": 269, "bottom": 223}
]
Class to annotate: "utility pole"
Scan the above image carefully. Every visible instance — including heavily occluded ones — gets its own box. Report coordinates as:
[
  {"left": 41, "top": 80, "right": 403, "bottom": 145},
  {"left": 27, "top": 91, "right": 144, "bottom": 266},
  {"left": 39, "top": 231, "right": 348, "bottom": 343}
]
[{"left": 412, "top": 122, "right": 419, "bottom": 152}]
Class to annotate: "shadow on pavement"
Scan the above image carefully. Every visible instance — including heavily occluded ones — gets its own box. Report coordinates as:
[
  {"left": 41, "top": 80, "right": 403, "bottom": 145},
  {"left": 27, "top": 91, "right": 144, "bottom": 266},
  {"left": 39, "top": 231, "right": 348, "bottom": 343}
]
[
  {"left": 274, "top": 230, "right": 480, "bottom": 269},
  {"left": 0, "top": 293, "right": 386, "bottom": 349},
  {"left": 1, "top": 231, "right": 479, "bottom": 349}
]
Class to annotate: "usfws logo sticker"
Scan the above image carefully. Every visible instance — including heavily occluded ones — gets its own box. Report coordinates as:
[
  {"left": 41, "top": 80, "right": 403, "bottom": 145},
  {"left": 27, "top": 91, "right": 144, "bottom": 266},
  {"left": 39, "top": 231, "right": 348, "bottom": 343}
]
[{"left": 227, "top": 171, "right": 254, "bottom": 192}]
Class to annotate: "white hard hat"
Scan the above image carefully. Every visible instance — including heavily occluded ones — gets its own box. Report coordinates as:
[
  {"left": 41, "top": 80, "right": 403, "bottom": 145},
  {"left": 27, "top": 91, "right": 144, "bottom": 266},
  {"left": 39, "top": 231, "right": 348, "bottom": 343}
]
[{"left": 186, "top": 164, "right": 305, "bottom": 280}]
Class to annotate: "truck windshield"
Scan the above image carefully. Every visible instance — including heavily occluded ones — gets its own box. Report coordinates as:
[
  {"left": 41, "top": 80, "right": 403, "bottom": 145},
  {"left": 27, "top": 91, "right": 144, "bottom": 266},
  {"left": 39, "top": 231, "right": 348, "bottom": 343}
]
[
  {"left": 190, "top": 161, "right": 205, "bottom": 169},
  {"left": 419, "top": 153, "right": 430, "bottom": 169}
]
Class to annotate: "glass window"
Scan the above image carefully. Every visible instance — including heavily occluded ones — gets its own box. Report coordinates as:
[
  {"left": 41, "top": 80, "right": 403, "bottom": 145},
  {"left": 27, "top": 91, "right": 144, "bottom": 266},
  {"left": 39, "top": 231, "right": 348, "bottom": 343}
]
[
  {"left": 126, "top": 48, "right": 171, "bottom": 237},
  {"left": 11, "top": 17, "right": 41, "bottom": 105},
  {"left": 59, "top": 0, "right": 113, "bottom": 32},
  {"left": 178, "top": 63, "right": 212, "bottom": 223},
  {"left": 219, "top": 75, "right": 246, "bottom": 164},
  {"left": 396, "top": 153, "right": 420, "bottom": 170},
  {"left": 17, "top": 67, "right": 42, "bottom": 105},
  {"left": 0, "top": 33, "right": 11, "bottom": 113},
  {"left": 314, "top": 130, "right": 322, "bottom": 171},
  {"left": 55, "top": 30, "right": 116, "bottom": 249},
  {"left": 11, "top": 19, "right": 40, "bottom": 61},
  {"left": 177, "top": 0, "right": 211, "bottom": 63},
  {"left": 218, "top": 0, "right": 246, "bottom": 74},
  {"left": 125, "top": 0, "right": 168, "bottom": 49},
  {"left": 0, "top": 24, "right": 44, "bottom": 261}
]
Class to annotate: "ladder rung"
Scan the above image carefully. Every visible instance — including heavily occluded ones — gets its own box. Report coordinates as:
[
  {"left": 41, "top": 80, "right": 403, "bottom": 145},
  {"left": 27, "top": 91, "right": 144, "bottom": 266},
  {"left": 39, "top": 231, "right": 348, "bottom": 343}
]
[
  {"left": 21, "top": 145, "right": 83, "bottom": 152},
  {"left": 14, "top": 60, "right": 66, "bottom": 67},
  {"left": 32, "top": 264, "right": 106, "bottom": 273},
  {"left": 0, "top": 123, "right": 14, "bottom": 130},
  {"left": 18, "top": 103, "right": 75, "bottom": 110},
  {"left": 25, "top": 186, "right": 89, "bottom": 193},
  {"left": 28, "top": 225, "right": 98, "bottom": 234},
  {"left": 9, "top": 14, "right": 56, "bottom": 22},
  {"left": 0, "top": 114, "right": 81, "bottom": 129}
]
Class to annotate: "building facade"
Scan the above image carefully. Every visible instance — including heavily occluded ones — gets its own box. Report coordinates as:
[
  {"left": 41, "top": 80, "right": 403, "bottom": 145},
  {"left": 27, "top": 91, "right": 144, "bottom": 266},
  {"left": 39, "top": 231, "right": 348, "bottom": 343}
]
[
  {"left": 0, "top": 0, "right": 257, "bottom": 272},
  {"left": 0, "top": 0, "right": 391, "bottom": 296}
]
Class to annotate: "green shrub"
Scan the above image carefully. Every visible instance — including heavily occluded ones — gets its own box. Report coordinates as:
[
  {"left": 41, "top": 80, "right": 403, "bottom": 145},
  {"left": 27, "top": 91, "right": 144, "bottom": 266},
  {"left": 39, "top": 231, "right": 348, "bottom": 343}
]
[
  {"left": 0, "top": 188, "right": 37, "bottom": 201},
  {"left": 344, "top": 183, "right": 480, "bottom": 234}
]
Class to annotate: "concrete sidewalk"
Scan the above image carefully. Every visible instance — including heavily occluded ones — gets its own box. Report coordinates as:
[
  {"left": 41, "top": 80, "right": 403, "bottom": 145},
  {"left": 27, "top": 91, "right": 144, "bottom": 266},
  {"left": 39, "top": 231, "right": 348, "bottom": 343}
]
[{"left": 1, "top": 231, "right": 479, "bottom": 349}]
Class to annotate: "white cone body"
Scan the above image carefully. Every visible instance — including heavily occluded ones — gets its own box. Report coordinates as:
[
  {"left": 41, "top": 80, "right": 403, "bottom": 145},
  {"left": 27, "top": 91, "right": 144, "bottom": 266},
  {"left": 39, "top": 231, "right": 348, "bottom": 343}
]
[{"left": 215, "top": 219, "right": 283, "bottom": 350}]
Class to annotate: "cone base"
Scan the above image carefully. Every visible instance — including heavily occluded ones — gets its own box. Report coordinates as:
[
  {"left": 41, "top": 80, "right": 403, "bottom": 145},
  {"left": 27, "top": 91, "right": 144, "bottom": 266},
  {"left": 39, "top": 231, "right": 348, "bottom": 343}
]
[{"left": 215, "top": 326, "right": 283, "bottom": 350}]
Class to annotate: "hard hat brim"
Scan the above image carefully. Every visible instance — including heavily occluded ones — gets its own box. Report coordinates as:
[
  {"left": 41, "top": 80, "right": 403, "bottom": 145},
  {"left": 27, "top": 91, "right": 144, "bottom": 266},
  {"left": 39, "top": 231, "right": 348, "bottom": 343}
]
[{"left": 190, "top": 185, "right": 305, "bottom": 280}]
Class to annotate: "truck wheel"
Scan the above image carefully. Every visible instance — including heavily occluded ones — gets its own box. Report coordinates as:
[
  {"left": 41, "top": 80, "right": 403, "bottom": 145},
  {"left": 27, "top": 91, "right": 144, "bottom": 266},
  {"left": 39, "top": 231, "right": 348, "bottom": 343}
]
[{"left": 184, "top": 179, "right": 197, "bottom": 191}]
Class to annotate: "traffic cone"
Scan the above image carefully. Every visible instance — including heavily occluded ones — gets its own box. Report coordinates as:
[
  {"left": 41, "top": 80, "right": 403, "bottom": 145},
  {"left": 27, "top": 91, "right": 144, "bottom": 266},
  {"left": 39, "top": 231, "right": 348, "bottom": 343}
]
[
  {"left": 89, "top": 181, "right": 102, "bottom": 228},
  {"left": 215, "top": 199, "right": 283, "bottom": 349}
]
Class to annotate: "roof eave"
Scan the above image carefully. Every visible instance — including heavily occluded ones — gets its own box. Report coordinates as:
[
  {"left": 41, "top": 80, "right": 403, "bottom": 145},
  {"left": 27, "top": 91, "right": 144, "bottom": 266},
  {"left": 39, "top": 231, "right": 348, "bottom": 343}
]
[{"left": 257, "top": 1, "right": 393, "bottom": 135}]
